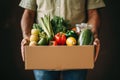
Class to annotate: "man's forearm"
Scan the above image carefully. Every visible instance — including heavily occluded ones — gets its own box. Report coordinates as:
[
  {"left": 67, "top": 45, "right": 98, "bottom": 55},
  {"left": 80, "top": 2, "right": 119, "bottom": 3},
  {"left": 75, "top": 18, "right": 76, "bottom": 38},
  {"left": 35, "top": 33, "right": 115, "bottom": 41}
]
[
  {"left": 87, "top": 9, "right": 100, "bottom": 38},
  {"left": 21, "top": 9, "right": 35, "bottom": 39}
]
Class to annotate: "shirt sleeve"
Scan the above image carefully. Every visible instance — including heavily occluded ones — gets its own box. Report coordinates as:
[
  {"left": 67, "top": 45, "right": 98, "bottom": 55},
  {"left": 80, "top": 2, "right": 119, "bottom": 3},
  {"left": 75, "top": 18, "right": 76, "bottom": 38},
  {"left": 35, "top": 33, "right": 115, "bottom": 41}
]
[
  {"left": 87, "top": 0, "right": 105, "bottom": 9},
  {"left": 19, "top": 0, "right": 36, "bottom": 11}
]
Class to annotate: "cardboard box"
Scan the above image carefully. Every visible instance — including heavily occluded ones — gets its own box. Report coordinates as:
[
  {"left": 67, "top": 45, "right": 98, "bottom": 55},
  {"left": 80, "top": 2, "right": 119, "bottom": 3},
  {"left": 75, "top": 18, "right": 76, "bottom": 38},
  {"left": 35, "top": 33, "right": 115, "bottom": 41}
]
[{"left": 24, "top": 45, "right": 94, "bottom": 70}]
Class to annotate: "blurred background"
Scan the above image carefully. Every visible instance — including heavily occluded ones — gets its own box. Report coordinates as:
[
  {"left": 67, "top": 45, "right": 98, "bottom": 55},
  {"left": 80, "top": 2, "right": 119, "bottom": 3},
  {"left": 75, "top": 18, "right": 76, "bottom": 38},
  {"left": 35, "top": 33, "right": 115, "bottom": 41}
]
[{"left": 0, "top": 0, "right": 119, "bottom": 80}]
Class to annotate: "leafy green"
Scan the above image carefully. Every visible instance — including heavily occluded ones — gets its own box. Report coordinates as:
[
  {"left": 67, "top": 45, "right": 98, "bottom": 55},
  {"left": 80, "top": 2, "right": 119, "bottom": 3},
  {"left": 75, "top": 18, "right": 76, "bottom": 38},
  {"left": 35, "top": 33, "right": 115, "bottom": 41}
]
[
  {"left": 51, "top": 16, "right": 71, "bottom": 34},
  {"left": 32, "top": 23, "right": 43, "bottom": 32}
]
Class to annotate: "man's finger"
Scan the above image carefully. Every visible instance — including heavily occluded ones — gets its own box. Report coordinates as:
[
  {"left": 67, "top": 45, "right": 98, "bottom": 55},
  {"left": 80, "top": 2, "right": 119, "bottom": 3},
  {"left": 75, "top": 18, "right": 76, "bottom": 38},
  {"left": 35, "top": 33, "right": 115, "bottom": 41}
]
[
  {"left": 21, "top": 45, "right": 25, "bottom": 61},
  {"left": 93, "top": 41, "right": 97, "bottom": 45},
  {"left": 93, "top": 38, "right": 100, "bottom": 62},
  {"left": 21, "top": 38, "right": 29, "bottom": 62}
]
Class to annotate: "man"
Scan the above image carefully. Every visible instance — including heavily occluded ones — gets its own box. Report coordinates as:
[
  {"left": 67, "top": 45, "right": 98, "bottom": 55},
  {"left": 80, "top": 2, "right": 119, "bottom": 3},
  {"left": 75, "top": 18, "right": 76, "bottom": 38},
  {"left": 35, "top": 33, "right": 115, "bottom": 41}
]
[{"left": 19, "top": 0, "right": 105, "bottom": 80}]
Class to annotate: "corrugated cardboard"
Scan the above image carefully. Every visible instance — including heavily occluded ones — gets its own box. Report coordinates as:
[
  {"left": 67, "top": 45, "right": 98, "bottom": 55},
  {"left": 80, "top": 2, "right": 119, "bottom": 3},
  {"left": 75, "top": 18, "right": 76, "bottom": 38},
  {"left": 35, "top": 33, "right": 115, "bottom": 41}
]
[{"left": 24, "top": 45, "right": 94, "bottom": 70}]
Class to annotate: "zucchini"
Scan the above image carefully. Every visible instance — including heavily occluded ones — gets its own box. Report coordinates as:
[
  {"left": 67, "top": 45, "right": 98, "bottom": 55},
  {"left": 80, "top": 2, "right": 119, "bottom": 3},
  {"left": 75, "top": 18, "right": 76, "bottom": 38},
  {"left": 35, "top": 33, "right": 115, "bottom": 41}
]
[
  {"left": 78, "top": 28, "right": 94, "bottom": 45},
  {"left": 37, "top": 37, "right": 48, "bottom": 45}
]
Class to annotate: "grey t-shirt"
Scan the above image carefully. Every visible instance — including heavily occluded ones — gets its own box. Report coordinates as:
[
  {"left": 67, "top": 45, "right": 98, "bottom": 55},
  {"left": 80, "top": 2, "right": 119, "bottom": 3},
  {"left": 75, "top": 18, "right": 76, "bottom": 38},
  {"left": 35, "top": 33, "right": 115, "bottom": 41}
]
[{"left": 19, "top": 0, "right": 105, "bottom": 26}]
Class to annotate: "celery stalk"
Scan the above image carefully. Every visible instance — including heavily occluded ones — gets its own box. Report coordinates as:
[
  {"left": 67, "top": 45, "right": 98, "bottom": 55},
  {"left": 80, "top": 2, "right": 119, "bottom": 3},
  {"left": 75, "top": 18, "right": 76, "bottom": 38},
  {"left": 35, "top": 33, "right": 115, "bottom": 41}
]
[
  {"left": 42, "top": 15, "right": 51, "bottom": 35},
  {"left": 39, "top": 15, "right": 54, "bottom": 41},
  {"left": 39, "top": 17, "right": 51, "bottom": 38}
]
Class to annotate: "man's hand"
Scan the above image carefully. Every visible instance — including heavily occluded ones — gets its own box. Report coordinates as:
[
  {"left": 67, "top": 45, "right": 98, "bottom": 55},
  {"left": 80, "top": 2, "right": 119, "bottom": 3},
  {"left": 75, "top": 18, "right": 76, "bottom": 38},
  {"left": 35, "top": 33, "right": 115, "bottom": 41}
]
[
  {"left": 20, "top": 9, "right": 35, "bottom": 61},
  {"left": 21, "top": 38, "right": 30, "bottom": 61},
  {"left": 93, "top": 38, "right": 100, "bottom": 62},
  {"left": 87, "top": 9, "right": 101, "bottom": 62}
]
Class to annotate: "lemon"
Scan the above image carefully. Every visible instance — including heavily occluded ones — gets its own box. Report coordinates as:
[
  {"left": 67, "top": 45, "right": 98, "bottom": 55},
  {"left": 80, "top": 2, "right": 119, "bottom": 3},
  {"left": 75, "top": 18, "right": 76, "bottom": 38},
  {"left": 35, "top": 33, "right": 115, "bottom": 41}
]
[{"left": 66, "top": 37, "right": 76, "bottom": 46}]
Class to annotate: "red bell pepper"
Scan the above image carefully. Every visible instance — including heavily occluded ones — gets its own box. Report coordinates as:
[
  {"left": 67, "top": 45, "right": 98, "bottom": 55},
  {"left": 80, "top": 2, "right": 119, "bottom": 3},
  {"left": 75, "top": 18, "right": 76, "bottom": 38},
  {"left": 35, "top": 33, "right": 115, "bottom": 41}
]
[
  {"left": 49, "top": 41, "right": 57, "bottom": 46},
  {"left": 54, "top": 32, "right": 66, "bottom": 45}
]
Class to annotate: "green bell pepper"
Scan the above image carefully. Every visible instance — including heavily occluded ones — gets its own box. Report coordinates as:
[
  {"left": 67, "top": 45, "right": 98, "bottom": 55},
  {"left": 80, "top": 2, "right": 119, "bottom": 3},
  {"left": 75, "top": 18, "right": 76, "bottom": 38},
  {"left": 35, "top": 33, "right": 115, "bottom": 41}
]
[{"left": 65, "top": 30, "right": 78, "bottom": 40}]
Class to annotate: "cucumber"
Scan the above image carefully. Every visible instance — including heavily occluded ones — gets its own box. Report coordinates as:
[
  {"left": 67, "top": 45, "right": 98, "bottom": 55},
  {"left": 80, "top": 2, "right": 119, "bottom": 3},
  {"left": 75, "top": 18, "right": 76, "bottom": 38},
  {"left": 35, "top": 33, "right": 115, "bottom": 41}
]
[{"left": 78, "top": 28, "right": 94, "bottom": 45}]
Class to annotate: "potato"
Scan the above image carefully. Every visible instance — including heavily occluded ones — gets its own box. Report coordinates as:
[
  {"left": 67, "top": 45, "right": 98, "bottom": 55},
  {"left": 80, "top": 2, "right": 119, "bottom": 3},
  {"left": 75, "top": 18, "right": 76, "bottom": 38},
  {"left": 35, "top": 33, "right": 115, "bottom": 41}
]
[
  {"left": 30, "top": 34, "right": 39, "bottom": 42},
  {"left": 29, "top": 41, "right": 37, "bottom": 46},
  {"left": 31, "top": 29, "right": 39, "bottom": 35}
]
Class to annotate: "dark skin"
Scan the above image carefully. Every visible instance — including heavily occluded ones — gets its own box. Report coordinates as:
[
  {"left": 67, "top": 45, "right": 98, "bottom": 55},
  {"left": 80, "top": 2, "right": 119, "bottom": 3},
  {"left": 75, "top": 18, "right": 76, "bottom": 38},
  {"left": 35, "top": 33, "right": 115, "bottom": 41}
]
[
  {"left": 21, "top": 9, "right": 100, "bottom": 62},
  {"left": 21, "top": 9, "right": 35, "bottom": 61},
  {"left": 87, "top": 9, "right": 101, "bottom": 61}
]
